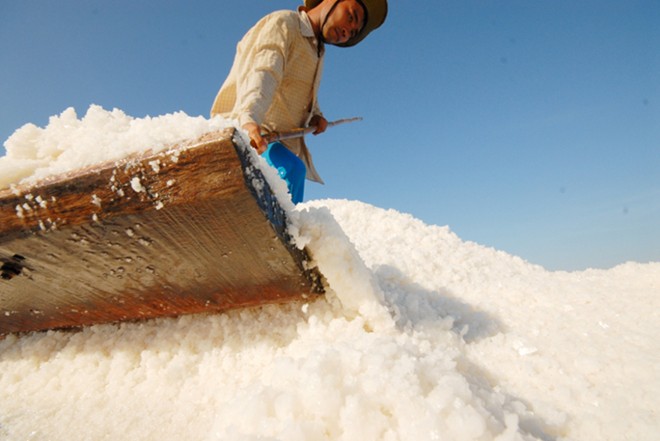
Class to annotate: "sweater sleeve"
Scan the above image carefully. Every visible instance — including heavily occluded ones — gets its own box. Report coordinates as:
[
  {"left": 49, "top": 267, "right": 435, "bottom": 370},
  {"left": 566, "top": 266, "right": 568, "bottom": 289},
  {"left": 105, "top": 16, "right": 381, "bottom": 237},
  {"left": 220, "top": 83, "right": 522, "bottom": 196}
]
[
  {"left": 234, "top": 16, "right": 291, "bottom": 127},
  {"left": 309, "top": 53, "right": 324, "bottom": 125}
]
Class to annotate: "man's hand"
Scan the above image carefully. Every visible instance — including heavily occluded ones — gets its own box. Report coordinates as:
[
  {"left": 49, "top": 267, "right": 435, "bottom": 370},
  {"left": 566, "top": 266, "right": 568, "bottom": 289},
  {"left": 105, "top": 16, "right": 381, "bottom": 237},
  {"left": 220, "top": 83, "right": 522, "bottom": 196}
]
[
  {"left": 310, "top": 115, "right": 328, "bottom": 135},
  {"left": 243, "top": 122, "right": 268, "bottom": 154}
]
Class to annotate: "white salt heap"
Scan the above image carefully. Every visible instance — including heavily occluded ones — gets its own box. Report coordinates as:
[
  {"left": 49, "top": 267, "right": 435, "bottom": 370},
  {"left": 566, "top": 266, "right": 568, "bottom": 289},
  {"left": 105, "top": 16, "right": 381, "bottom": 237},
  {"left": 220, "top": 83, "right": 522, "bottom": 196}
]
[
  {"left": 0, "top": 107, "right": 659, "bottom": 440},
  {"left": 0, "top": 105, "right": 233, "bottom": 189}
]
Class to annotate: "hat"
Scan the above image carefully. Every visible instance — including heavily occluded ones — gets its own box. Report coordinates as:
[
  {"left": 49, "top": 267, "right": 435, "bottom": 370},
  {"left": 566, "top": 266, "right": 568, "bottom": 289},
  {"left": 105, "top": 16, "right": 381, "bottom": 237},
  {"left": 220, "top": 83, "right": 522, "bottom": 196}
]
[{"left": 304, "top": 0, "right": 388, "bottom": 47}]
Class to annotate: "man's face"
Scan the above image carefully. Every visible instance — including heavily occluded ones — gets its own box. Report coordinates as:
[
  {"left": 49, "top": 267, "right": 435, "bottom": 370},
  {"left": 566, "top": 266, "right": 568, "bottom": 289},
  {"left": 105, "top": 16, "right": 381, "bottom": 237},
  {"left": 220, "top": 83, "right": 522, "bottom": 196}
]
[{"left": 323, "top": 0, "right": 366, "bottom": 45}]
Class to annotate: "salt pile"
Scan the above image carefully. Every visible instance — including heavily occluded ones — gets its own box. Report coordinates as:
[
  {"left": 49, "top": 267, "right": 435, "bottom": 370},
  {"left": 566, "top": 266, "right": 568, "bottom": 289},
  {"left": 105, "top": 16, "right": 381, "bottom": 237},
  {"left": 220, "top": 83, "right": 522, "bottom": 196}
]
[
  {"left": 0, "top": 107, "right": 658, "bottom": 440},
  {"left": 0, "top": 105, "right": 234, "bottom": 189}
]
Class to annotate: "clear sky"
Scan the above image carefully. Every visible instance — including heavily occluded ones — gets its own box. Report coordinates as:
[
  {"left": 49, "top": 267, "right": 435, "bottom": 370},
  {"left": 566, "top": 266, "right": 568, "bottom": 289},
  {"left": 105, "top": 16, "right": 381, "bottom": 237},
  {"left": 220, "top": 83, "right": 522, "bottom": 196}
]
[{"left": 1, "top": 0, "right": 658, "bottom": 271}]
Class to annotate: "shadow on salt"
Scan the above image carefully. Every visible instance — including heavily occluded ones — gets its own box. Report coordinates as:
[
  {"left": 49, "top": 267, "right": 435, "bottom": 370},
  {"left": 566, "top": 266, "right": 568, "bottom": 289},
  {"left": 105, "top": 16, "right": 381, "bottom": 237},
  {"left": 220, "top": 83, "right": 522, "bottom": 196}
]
[{"left": 373, "top": 264, "right": 504, "bottom": 343}]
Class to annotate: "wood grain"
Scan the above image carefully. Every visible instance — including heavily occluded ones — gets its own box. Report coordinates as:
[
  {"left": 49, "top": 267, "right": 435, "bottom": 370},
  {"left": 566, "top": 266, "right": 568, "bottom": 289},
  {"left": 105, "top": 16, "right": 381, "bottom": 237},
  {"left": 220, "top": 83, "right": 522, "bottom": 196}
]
[{"left": 0, "top": 128, "right": 324, "bottom": 334}]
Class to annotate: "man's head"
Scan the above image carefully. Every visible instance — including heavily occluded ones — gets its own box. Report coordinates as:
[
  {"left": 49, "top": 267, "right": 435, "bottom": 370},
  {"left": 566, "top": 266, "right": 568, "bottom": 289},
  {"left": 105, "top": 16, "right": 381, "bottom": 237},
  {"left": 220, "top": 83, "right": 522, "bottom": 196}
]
[{"left": 305, "top": 0, "right": 387, "bottom": 47}]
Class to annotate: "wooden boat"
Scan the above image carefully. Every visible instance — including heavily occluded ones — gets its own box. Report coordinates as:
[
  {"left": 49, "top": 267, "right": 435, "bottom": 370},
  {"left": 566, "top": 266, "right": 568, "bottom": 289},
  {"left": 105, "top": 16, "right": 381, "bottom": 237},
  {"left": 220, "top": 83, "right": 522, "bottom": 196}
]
[{"left": 0, "top": 128, "right": 324, "bottom": 334}]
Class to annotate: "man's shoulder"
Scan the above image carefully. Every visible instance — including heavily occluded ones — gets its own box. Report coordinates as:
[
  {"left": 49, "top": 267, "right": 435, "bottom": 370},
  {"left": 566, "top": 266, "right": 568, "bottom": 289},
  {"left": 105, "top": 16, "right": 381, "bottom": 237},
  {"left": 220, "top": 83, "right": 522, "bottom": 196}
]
[
  {"left": 258, "top": 9, "right": 301, "bottom": 28},
  {"left": 239, "top": 10, "right": 309, "bottom": 50}
]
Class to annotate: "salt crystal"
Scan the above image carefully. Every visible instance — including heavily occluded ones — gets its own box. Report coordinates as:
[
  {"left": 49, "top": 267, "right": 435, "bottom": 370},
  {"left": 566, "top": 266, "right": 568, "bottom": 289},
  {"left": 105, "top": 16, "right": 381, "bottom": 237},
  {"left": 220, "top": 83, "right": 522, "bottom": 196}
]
[
  {"left": 130, "top": 177, "right": 145, "bottom": 193},
  {"left": 91, "top": 194, "right": 102, "bottom": 207},
  {"left": 517, "top": 346, "right": 538, "bottom": 356}
]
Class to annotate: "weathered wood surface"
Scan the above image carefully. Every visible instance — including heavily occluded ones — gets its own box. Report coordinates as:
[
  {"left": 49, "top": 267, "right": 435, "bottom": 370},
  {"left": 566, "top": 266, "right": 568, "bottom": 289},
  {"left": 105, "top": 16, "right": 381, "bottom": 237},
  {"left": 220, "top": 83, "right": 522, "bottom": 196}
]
[{"left": 0, "top": 128, "right": 324, "bottom": 335}]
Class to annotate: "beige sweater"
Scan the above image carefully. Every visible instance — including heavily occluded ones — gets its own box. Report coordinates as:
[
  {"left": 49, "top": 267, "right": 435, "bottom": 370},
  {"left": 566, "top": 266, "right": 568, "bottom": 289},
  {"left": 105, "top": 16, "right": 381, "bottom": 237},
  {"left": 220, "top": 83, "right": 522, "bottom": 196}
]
[{"left": 211, "top": 9, "right": 325, "bottom": 183}]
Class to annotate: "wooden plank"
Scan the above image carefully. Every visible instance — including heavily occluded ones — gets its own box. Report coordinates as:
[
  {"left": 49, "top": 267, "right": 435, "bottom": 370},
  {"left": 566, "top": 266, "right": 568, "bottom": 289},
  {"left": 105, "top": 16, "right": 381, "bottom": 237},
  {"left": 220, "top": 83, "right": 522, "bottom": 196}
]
[{"left": 0, "top": 128, "right": 324, "bottom": 334}]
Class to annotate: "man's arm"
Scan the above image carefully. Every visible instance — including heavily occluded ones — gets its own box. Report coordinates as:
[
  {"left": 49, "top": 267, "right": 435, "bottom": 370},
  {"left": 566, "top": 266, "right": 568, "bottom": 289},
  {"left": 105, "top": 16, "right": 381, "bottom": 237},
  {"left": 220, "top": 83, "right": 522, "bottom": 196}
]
[{"left": 235, "top": 16, "right": 291, "bottom": 152}]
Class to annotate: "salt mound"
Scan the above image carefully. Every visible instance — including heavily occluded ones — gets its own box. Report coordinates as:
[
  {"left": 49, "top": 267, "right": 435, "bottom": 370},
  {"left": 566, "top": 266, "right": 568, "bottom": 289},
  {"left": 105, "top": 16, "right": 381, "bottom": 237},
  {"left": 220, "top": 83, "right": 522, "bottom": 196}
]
[
  {"left": 0, "top": 107, "right": 658, "bottom": 440},
  {"left": 0, "top": 105, "right": 234, "bottom": 189},
  {"left": 1, "top": 198, "right": 658, "bottom": 440}
]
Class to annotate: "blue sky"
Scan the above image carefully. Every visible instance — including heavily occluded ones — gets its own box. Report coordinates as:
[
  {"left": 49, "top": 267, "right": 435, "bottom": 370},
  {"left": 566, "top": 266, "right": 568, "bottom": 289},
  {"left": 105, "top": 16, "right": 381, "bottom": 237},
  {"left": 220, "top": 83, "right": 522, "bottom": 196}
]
[{"left": 1, "top": 0, "right": 658, "bottom": 271}]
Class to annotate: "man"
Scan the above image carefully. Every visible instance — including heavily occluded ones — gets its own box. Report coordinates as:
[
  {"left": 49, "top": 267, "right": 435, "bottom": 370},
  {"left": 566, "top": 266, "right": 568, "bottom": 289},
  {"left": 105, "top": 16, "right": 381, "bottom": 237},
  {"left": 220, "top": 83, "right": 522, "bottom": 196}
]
[{"left": 211, "top": 0, "right": 387, "bottom": 203}]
